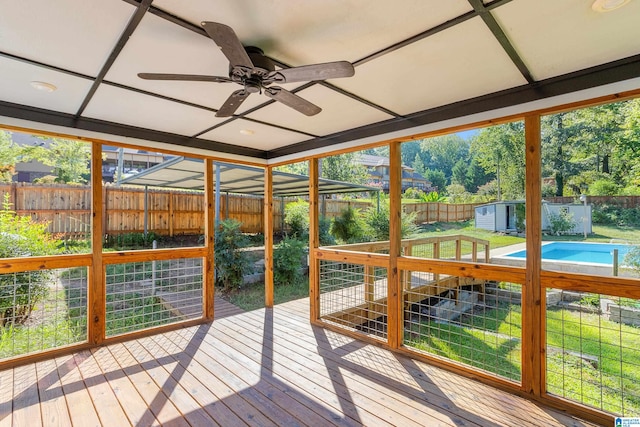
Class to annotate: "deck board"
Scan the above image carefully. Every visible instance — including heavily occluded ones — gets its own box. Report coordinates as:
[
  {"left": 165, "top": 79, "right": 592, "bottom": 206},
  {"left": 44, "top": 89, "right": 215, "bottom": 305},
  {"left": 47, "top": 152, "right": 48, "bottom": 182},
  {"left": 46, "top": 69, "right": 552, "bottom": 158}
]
[{"left": 0, "top": 296, "right": 603, "bottom": 427}]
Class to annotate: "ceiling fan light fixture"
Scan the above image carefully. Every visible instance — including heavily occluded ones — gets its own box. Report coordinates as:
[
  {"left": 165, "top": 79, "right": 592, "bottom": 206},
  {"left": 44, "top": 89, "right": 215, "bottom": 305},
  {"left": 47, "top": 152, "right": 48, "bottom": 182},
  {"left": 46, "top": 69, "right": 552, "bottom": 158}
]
[
  {"left": 30, "top": 81, "right": 57, "bottom": 92},
  {"left": 239, "top": 129, "right": 255, "bottom": 136},
  {"left": 592, "top": 0, "right": 631, "bottom": 12}
]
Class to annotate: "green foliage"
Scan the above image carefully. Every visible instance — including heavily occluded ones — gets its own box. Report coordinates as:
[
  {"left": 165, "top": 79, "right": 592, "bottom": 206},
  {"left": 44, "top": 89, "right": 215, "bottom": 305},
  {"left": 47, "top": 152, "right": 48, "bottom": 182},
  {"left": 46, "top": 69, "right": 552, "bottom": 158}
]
[
  {"left": 284, "top": 199, "right": 309, "bottom": 239},
  {"left": 214, "top": 219, "right": 251, "bottom": 292},
  {"left": 402, "top": 187, "right": 425, "bottom": 200},
  {"left": 363, "top": 202, "right": 418, "bottom": 241},
  {"left": 273, "top": 237, "right": 307, "bottom": 286},
  {"left": 103, "top": 232, "right": 160, "bottom": 249},
  {"left": 420, "top": 191, "right": 445, "bottom": 202},
  {"left": 331, "top": 207, "right": 366, "bottom": 243},
  {"left": 0, "top": 131, "right": 22, "bottom": 183},
  {"left": 319, "top": 216, "right": 335, "bottom": 246},
  {"left": 424, "top": 168, "right": 447, "bottom": 192},
  {"left": 588, "top": 179, "right": 620, "bottom": 196},
  {"left": 624, "top": 246, "right": 640, "bottom": 274},
  {"left": 592, "top": 205, "right": 640, "bottom": 227},
  {"left": 445, "top": 183, "right": 472, "bottom": 203},
  {"left": 321, "top": 153, "right": 369, "bottom": 184},
  {"left": 32, "top": 138, "right": 91, "bottom": 184},
  {"left": 0, "top": 194, "right": 58, "bottom": 326},
  {"left": 547, "top": 210, "right": 577, "bottom": 235},
  {"left": 515, "top": 203, "right": 526, "bottom": 232}
]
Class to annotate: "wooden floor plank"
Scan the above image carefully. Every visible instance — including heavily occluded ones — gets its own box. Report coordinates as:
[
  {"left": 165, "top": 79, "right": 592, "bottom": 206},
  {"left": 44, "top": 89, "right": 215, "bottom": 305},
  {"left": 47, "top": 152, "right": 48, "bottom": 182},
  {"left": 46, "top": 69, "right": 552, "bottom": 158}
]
[
  {"left": 89, "top": 347, "right": 160, "bottom": 427},
  {"left": 209, "top": 308, "right": 479, "bottom": 427},
  {"left": 120, "top": 338, "right": 219, "bottom": 427},
  {"left": 34, "top": 358, "right": 72, "bottom": 427},
  {"left": 54, "top": 355, "right": 101, "bottom": 427},
  {"left": 72, "top": 350, "right": 131, "bottom": 426},
  {"left": 142, "top": 332, "right": 250, "bottom": 427},
  {"left": 12, "top": 363, "right": 42, "bottom": 427},
  {"left": 106, "top": 342, "right": 190, "bottom": 427},
  {"left": 0, "top": 368, "right": 13, "bottom": 427}
]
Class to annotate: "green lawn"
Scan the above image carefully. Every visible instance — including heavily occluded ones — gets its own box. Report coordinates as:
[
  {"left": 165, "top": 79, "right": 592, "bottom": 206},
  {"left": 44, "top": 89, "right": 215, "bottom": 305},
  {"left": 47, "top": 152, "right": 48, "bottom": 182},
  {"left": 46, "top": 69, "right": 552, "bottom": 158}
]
[
  {"left": 414, "top": 220, "right": 525, "bottom": 249},
  {"left": 224, "top": 277, "right": 310, "bottom": 312}
]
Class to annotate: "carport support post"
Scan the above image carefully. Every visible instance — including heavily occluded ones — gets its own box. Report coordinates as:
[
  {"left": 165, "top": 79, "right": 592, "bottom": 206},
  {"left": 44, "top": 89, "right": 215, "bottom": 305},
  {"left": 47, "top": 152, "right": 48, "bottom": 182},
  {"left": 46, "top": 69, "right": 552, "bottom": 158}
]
[
  {"left": 89, "top": 141, "right": 105, "bottom": 345},
  {"left": 264, "top": 167, "right": 274, "bottom": 307},
  {"left": 143, "top": 185, "right": 148, "bottom": 237}
]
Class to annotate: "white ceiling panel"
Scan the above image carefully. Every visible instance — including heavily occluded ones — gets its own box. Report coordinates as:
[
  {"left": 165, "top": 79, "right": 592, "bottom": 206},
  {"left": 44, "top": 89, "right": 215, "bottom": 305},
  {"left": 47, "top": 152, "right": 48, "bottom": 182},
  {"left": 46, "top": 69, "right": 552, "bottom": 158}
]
[
  {"left": 246, "top": 85, "right": 394, "bottom": 136},
  {"left": 199, "top": 119, "right": 309, "bottom": 150},
  {"left": 82, "top": 84, "right": 222, "bottom": 136},
  {"left": 335, "top": 17, "right": 527, "bottom": 116},
  {"left": 153, "top": 0, "right": 473, "bottom": 65},
  {"left": 0, "top": 0, "right": 135, "bottom": 76},
  {"left": 493, "top": 0, "right": 640, "bottom": 80},
  {"left": 0, "top": 57, "right": 93, "bottom": 114}
]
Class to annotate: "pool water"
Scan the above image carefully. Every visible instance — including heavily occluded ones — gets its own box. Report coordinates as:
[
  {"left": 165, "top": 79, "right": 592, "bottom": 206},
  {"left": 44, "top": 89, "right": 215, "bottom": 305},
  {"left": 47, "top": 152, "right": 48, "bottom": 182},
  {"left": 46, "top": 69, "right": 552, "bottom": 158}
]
[{"left": 504, "top": 242, "right": 633, "bottom": 265}]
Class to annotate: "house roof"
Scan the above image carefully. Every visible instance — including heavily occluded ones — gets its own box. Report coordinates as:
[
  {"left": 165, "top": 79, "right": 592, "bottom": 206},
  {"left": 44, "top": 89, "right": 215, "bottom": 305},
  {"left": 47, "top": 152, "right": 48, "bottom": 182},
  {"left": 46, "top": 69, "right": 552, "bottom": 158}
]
[{"left": 1, "top": 1, "right": 639, "bottom": 164}]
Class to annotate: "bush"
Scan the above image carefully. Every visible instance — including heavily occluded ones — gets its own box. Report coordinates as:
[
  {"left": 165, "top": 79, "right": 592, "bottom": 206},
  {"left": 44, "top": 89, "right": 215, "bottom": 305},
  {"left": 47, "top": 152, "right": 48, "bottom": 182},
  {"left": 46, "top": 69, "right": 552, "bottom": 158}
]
[
  {"left": 284, "top": 199, "right": 309, "bottom": 240},
  {"left": 214, "top": 219, "right": 252, "bottom": 292},
  {"left": 363, "top": 202, "right": 418, "bottom": 241},
  {"left": 0, "top": 195, "right": 58, "bottom": 326},
  {"left": 588, "top": 179, "right": 619, "bottom": 196},
  {"left": 319, "top": 216, "right": 335, "bottom": 246},
  {"left": 331, "top": 207, "right": 366, "bottom": 243},
  {"left": 273, "top": 237, "right": 307, "bottom": 286},
  {"left": 103, "top": 232, "right": 160, "bottom": 249},
  {"left": 547, "top": 210, "right": 577, "bottom": 235}
]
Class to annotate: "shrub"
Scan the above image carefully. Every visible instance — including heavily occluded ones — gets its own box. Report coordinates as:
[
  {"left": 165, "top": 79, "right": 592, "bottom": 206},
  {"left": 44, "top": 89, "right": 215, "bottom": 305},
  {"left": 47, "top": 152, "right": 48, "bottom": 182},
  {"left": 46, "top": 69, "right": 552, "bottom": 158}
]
[
  {"left": 331, "top": 207, "right": 366, "bottom": 243},
  {"left": 363, "top": 202, "right": 418, "bottom": 241},
  {"left": 273, "top": 237, "right": 307, "bottom": 286},
  {"left": 214, "top": 219, "right": 252, "bottom": 292},
  {"left": 0, "top": 195, "right": 58, "bottom": 326},
  {"left": 588, "top": 179, "right": 619, "bottom": 196},
  {"left": 319, "top": 216, "right": 335, "bottom": 246},
  {"left": 284, "top": 199, "right": 309, "bottom": 240},
  {"left": 547, "top": 210, "right": 577, "bottom": 235},
  {"left": 103, "top": 232, "right": 160, "bottom": 249}
]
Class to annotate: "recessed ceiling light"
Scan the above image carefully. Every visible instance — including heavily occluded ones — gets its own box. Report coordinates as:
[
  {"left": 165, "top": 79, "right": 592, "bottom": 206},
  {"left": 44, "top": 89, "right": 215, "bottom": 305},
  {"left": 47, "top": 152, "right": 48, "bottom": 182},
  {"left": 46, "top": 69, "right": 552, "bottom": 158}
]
[
  {"left": 240, "top": 129, "right": 255, "bottom": 135},
  {"left": 30, "top": 81, "right": 57, "bottom": 92},
  {"left": 592, "top": 0, "right": 631, "bottom": 12}
]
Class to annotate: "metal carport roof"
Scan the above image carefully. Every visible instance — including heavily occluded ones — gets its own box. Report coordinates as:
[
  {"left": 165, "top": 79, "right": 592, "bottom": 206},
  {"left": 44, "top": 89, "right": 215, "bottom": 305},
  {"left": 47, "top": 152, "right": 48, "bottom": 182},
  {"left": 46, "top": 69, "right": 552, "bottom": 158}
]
[{"left": 119, "top": 156, "right": 378, "bottom": 196}]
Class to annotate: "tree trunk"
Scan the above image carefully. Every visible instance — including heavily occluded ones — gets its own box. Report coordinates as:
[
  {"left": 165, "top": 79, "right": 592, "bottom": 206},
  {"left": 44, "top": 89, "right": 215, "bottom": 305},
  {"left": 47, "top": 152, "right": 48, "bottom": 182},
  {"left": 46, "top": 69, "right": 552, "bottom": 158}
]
[{"left": 602, "top": 154, "right": 610, "bottom": 174}]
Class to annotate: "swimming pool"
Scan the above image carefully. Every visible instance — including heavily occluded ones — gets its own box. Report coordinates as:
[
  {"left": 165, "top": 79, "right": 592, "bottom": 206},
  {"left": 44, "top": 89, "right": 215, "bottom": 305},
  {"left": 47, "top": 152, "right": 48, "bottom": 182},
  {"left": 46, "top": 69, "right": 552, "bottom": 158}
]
[{"left": 502, "top": 242, "right": 633, "bottom": 265}]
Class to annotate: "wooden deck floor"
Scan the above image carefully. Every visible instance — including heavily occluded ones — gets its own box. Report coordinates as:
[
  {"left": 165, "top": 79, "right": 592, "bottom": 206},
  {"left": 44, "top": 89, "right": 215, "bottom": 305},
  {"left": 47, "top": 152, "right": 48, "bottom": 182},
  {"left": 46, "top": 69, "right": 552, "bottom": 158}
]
[{"left": 0, "top": 296, "right": 602, "bottom": 427}]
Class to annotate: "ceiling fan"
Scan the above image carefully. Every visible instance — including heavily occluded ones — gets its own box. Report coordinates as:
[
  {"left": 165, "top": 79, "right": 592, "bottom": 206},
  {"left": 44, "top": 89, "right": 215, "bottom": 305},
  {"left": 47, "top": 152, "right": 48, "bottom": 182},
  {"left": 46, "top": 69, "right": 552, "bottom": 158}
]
[{"left": 138, "top": 21, "right": 355, "bottom": 117}]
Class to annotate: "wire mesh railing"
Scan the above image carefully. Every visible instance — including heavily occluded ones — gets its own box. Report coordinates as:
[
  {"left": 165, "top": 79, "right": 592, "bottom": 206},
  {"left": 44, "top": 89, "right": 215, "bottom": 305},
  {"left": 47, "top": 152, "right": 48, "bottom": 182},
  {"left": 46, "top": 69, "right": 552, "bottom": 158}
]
[
  {"left": 545, "top": 290, "right": 640, "bottom": 416},
  {"left": 105, "top": 257, "right": 203, "bottom": 337},
  {"left": 404, "top": 276, "right": 523, "bottom": 382},
  {"left": 0, "top": 267, "right": 88, "bottom": 359},
  {"left": 319, "top": 260, "right": 388, "bottom": 340}
]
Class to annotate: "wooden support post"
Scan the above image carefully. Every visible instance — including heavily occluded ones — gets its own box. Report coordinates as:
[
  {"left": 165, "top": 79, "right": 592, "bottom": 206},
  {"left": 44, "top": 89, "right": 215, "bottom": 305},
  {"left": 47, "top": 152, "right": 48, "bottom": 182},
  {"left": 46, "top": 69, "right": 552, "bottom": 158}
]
[
  {"left": 433, "top": 242, "right": 440, "bottom": 282},
  {"left": 264, "top": 167, "right": 274, "bottom": 308},
  {"left": 365, "top": 265, "right": 375, "bottom": 318},
  {"left": 388, "top": 141, "right": 403, "bottom": 349},
  {"left": 204, "top": 159, "right": 215, "bottom": 320},
  {"left": 309, "top": 159, "right": 320, "bottom": 322},
  {"left": 455, "top": 238, "right": 462, "bottom": 260},
  {"left": 472, "top": 241, "right": 478, "bottom": 262},
  {"left": 89, "top": 141, "right": 105, "bottom": 345},
  {"left": 523, "top": 114, "right": 543, "bottom": 397}
]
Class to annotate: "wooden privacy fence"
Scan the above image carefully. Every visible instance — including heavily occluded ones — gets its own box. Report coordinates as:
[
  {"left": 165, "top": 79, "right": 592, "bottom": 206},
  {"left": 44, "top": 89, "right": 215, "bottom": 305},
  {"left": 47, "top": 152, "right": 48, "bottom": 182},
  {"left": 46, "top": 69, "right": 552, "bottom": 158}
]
[{"left": 0, "top": 183, "right": 479, "bottom": 237}]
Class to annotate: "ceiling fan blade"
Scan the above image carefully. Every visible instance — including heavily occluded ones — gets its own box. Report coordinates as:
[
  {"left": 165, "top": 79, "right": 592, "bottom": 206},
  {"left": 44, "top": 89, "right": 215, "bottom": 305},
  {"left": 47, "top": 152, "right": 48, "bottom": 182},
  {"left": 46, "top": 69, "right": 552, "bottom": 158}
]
[
  {"left": 138, "top": 73, "right": 232, "bottom": 83},
  {"left": 265, "top": 87, "right": 321, "bottom": 116},
  {"left": 216, "top": 89, "right": 250, "bottom": 117},
  {"left": 269, "top": 61, "right": 355, "bottom": 84},
  {"left": 201, "top": 22, "right": 253, "bottom": 69}
]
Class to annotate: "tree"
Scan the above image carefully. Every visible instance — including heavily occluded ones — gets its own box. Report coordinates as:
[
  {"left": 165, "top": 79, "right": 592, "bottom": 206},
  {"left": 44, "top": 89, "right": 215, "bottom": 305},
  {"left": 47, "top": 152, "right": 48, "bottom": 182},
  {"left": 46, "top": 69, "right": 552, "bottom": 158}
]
[
  {"left": 424, "top": 169, "right": 446, "bottom": 192},
  {"left": 33, "top": 138, "right": 91, "bottom": 184},
  {"left": 470, "top": 122, "right": 525, "bottom": 200},
  {"left": 275, "top": 161, "right": 308, "bottom": 176},
  {"left": 0, "top": 131, "right": 22, "bottom": 182},
  {"left": 321, "top": 153, "right": 368, "bottom": 184},
  {"left": 451, "top": 159, "right": 468, "bottom": 187},
  {"left": 412, "top": 152, "right": 426, "bottom": 176},
  {"left": 420, "top": 134, "right": 469, "bottom": 182}
]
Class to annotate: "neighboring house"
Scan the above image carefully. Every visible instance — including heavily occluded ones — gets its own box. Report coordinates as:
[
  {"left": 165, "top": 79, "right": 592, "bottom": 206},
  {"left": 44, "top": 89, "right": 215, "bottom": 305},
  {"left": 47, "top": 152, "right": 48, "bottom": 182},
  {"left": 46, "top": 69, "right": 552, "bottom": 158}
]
[
  {"left": 357, "top": 154, "right": 433, "bottom": 193},
  {"left": 8, "top": 132, "right": 167, "bottom": 183},
  {"left": 475, "top": 200, "right": 592, "bottom": 234}
]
